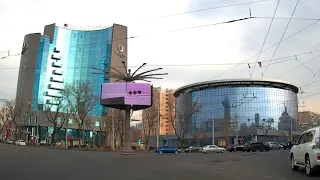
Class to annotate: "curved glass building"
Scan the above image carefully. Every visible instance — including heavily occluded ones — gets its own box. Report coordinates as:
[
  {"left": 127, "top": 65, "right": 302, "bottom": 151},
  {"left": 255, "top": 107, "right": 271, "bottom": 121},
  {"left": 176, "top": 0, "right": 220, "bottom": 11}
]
[
  {"left": 16, "top": 23, "right": 127, "bottom": 143},
  {"left": 172, "top": 79, "right": 300, "bottom": 146}
]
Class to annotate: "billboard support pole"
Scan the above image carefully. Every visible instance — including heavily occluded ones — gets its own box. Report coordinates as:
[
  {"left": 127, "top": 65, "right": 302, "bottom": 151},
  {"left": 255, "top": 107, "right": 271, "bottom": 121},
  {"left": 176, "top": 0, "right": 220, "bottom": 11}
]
[{"left": 123, "top": 106, "right": 133, "bottom": 152}]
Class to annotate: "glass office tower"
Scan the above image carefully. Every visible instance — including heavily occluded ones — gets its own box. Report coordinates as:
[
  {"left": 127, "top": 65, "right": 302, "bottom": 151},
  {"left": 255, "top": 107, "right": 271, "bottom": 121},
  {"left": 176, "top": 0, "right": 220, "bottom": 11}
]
[
  {"left": 16, "top": 23, "right": 127, "bottom": 142},
  {"left": 173, "top": 79, "right": 299, "bottom": 145},
  {"left": 17, "top": 23, "right": 127, "bottom": 117}
]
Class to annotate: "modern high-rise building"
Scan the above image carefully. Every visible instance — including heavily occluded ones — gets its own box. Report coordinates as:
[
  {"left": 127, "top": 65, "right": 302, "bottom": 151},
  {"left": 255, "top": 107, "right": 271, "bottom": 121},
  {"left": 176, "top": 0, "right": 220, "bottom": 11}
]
[
  {"left": 141, "top": 87, "right": 175, "bottom": 137},
  {"left": 15, "top": 23, "right": 127, "bottom": 143}
]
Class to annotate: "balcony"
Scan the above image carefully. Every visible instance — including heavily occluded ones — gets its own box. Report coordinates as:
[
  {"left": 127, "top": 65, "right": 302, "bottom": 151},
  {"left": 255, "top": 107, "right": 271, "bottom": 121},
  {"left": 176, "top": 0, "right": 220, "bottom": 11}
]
[
  {"left": 50, "top": 76, "right": 64, "bottom": 83},
  {"left": 46, "top": 99, "right": 60, "bottom": 105},
  {"left": 51, "top": 54, "right": 61, "bottom": 60},
  {"left": 48, "top": 84, "right": 64, "bottom": 90},
  {"left": 45, "top": 91, "right": 62, "bottom": 98},
  {"left": 53, "top": 47, "right": 60, "bottom": 53},
  {"left": 52, "top": 69, "right": 63, "bottom": 75},
  {"left": 51, "top": 62, "right": 62, "bottom": 68}
]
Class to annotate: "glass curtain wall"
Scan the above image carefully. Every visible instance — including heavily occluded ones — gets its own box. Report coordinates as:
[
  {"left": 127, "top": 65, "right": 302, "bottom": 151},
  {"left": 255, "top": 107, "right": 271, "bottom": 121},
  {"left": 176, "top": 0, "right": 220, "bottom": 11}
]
[
  {"left": 35, "top": 27, "right": 113, "bottom": 117},
  {"left": 176, "top": 87, "right": 299, "bottom": 134}
]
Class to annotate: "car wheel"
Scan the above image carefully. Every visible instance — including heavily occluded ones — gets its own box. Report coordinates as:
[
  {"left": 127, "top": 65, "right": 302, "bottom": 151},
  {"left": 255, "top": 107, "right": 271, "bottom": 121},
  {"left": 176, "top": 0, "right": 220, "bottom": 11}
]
[
  {"left": 290, "top": 155, "right": 299, "bottom": 170},
  {"left": 158, "top": 151, "right": 163, "bottom": 154},
  {"left": 174, "top": 151, "right": 179, "bottom": 154},
  {"left": 305, "top": 156, "right": 314, "bottom": 176},
  {"left": 220, "top": 150, "right": 224, "bottom": 153},
  {"left": 206, "top": 150, "right": 210, "bottom": 154}
]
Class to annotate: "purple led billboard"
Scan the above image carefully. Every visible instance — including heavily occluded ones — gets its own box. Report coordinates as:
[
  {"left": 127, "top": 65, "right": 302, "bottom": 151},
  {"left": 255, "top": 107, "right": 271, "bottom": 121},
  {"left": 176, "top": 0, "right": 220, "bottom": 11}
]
[{"left": 100, "top": 83, "right": 152, "bottom": 110}]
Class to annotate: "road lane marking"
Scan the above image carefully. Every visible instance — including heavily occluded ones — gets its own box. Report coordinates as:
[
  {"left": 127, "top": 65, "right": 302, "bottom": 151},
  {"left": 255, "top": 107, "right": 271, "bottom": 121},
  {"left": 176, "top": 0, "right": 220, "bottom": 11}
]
[
  {"left": 244, "top": 172, "right": 252, "bottom": 174},
  {"left": 219, "top": 168, "right": 225, "bottom": 170},
  {"left": 231, "top": 170, "right": 237, "bottom": 172},
  {"left": 264, "top": 175, "right": 272, "bottom": 178}
]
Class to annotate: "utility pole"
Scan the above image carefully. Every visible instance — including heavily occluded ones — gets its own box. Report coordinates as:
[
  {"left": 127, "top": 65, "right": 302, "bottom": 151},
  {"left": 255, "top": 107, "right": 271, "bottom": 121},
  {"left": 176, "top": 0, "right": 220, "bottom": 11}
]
[{"left": 290, "top": 117, "right": 293, "bottom": 142}]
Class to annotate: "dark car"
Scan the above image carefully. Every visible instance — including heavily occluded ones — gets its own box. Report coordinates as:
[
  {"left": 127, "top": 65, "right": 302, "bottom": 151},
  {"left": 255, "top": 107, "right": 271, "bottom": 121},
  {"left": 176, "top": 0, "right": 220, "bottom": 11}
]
[
  {"left": 243, "top": 142, "right": 270, "bottom": 152},
  {"left": 280, "top": 141, "right": 293, "bottom": 150},
  {"left": 155, "top": 146, "right": 181, "bottom": 154},
  {"left": 184, "top": 146, "right": 202, "bottom": 153},
  {"left": 227, "top": 144, "right": 244, "bottom": 152}
]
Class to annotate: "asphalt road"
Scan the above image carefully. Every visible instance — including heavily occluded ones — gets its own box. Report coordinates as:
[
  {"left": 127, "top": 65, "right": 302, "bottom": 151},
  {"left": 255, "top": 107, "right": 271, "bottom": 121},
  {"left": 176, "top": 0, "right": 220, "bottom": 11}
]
[{"left": 0, "top": 144, "right": 319, "bottom": 180}]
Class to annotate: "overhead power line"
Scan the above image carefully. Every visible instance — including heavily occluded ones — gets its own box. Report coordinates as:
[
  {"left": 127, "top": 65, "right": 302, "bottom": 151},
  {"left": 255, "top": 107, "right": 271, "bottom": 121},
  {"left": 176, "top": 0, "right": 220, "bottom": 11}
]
[
  {"left": 0, "top": 49, "right": 318, "bottom": 70},
  {"left": 261, "top": 0, "right": 301, "bottom": 79},
  {"left": 140, "top": 0, "right": 271, "bottom": 21},
  {"left": 274, "top": 53, "right": 320, "bottom": 79},
  {"left": 250, "top": 0, "right": 280, "bottom": 77},
  {"left": 0, "top": 16, "right": 255, "bottom": 59},
  {"left": 211, "top": 18, "right": 320, "bottom": 80}
]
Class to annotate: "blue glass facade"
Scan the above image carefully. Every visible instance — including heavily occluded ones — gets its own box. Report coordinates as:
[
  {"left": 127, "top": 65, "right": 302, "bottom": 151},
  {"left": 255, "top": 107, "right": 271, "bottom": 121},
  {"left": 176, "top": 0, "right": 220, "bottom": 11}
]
[
  {"left": 32, "top": 26, "right": 113, "bottom": 117},
  {"left": 175, "top": 81, "right": 299, "bottom": 134}
]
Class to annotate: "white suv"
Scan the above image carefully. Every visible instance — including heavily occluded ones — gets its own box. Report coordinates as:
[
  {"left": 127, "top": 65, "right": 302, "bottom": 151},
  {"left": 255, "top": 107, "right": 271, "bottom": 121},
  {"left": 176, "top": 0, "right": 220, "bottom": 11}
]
[{"left": 290, "top": 126, "right": 320, "bottom": 176}]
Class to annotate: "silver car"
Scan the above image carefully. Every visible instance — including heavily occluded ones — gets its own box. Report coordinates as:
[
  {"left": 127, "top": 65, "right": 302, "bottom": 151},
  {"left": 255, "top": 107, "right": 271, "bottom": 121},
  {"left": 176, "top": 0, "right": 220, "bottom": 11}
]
[
  {"left": 266, "top": 142, "right": 281, "bottom": 150},
  {"left": 200, "top": 145, "right": 226, "bottom": 154}
]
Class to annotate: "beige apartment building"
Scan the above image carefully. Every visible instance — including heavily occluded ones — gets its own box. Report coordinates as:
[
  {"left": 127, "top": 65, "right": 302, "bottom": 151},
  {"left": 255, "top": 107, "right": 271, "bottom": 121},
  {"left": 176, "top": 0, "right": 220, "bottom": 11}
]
[
  {"left": 299, "top": 111, "right": 320, "bottom": 130},
  {"left": 142, "top": 87, "right": 175, "bottom": 136}
]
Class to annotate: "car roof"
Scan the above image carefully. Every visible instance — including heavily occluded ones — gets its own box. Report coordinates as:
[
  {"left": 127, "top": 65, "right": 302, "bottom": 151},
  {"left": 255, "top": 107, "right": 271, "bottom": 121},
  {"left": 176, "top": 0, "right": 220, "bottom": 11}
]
[{"left": 302, "top": 126, "right": 320, "bottom": 136}]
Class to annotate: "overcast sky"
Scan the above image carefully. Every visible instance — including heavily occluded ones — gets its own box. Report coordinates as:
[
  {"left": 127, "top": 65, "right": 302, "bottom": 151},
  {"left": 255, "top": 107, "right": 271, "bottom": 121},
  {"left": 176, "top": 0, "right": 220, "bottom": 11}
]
[{"left": 0, "top": 0, "right": 320, "bottom": 113}]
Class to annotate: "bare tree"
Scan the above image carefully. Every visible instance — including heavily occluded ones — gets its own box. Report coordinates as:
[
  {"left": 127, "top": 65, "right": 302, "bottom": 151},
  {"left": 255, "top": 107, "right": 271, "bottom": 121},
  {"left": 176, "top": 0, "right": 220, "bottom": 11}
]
[
  {"left": 114, "top": 110, "right": 125, "bottom": 148},
  {"left": 192, "top": 128, "right": 207, "bottom": 146},
  {"left": 0, "top": 107, "right": 9, "bottom": 136},
  {"left": 4, "top": 99, "right": 33, "bottom": 140},
  {"left": 258, "top": 118, "right": 274, "bottom": 136},
  {"left": 98, "top": 115, "right": 112, "bottom": 147},
  {"left": 141, "top": 95, "right": 158, "bottom": 149},
  {"left": 44, "top": 98, "right": 67, "bottom": 145},
  {"left": 62, "top": 81, "right": 99, "bottom": 147},
  {"left": 167, "top": 95, "right": 202, "bottom": 149}
]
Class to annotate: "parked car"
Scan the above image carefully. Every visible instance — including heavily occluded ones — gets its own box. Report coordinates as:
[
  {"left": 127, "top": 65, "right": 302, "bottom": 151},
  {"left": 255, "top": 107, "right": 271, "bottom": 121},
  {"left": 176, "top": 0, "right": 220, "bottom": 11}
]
[
  {"left": 243, "top": 142, "right": 270, "bottom": 152},
  {"left": 200, "top": 145, "right": 225, "bottom": 154},
  {"left": 155, "top": 146, "right": 181, "bottom": 154},
  {"left": 6, "top": 140, "right": 14, "bottom": 144},
  {"left": 266, "top": 142, "right": 281, "bottom": 150},
  {"left": 227, "top": 144, "right": 244, "bottom": 152},
  {"left": 280, "top": 141, "right": 293, "bottom": 150},
  {"left": 184, "top": 146, "right": 202, "bottom": 153},
  {"left": 15, "top": 140, "right": 26, "bottom": 146},
  {"left": 40, "top": 140, "right": 48, "bottom": 146},
  {"left": 290, "top": 126, "right": 320, "bottom": 176}
]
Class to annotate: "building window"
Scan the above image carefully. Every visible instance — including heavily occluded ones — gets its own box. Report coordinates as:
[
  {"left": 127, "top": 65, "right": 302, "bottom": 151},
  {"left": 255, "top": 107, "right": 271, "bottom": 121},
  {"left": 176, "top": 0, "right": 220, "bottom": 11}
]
[
  {"left": 68, "top": 119, "right": 73, "bottom": 124},
  {"left": 95, "top": 121, "right": 100, "bottom": 127}
]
